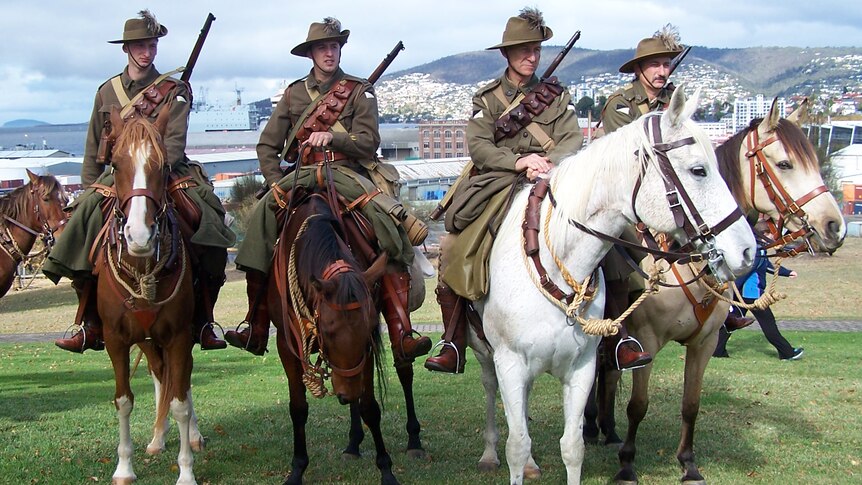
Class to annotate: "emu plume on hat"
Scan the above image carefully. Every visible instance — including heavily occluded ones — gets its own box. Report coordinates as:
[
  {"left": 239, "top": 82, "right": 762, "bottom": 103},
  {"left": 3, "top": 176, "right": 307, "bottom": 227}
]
[
  {"left": 108, "top": 9, "right": 168, "bottom": 44},
  {"left": 618, "top": 23, "right": 684, "bottom": 73},
  {"left": 291, "top": 17, "right": 351, "bottom": 57},
  {"left": 486, "top": 6, "right": 553, "bottom": 50}
]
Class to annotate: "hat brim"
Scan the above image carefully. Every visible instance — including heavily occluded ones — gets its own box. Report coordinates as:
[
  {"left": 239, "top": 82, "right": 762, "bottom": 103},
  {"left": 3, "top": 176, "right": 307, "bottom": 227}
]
[
  {"left": 619, "top": 49, "right": 681, "bottom": 73},
  {"left": 291, "top": 31, "right": 350, "bottom": 57},
  {"left": 108, "top": 25, "right": 168, "bottom": 44},
  {"left": 486, "top": 28, "right": 553, "bottom": 51}
]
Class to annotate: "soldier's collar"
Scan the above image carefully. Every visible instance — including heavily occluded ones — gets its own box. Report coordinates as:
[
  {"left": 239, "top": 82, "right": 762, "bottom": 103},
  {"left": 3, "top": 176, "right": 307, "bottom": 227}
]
[
  {"left": 501, "top": 72, "right": 539, "bottom": 97},
  {"left": 307, "top": 67, "right": 345, "bottom": 93},
  {"left": 120, "top": 65, "right": 161, "bottom": 90}
]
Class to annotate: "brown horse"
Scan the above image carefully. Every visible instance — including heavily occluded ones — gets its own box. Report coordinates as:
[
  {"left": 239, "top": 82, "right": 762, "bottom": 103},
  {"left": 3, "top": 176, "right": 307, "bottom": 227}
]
[
  {"left": 95, "top": 107, "right": 199, "bottom": 485},
  {"left": 586, "top": 98, "right": 845, "bottom": 485},
  {"left": 268, "top": 192, "right": 399, "bottom": 485},
  {"left": 0, "top": 170, "right": 68, "bottom": 297}
]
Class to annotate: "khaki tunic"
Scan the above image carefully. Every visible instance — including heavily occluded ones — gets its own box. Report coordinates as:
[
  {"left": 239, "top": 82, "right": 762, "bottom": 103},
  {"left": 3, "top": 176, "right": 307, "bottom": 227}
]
[
  {"left": 598, "top": 80, "right": 674, "bottom": 281},
  {"left": 442, "top": 73, "right": 583, "bottom": 300},
  {"left": 43, "top": 66, "right": 236, "bottom": 283},
  {"left": 235, "top": 68, "right": 411, "bottom": 274}
]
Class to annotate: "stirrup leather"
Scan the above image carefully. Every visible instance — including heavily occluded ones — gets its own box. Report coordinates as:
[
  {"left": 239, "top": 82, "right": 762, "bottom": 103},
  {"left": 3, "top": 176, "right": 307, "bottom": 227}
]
[{"left": 615, "top": 336, "right": 649, "bottom": 372}]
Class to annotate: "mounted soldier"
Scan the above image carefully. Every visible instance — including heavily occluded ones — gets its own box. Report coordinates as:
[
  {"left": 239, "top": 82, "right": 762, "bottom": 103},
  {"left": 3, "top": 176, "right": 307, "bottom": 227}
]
[
  {"left": 424, "top": 7, "right": 583, "bottom": 373},
  {"left": 226, "top": 17, "right": 433, "bottom": 365},
  {"left": 46, "top": 10, "right": 236, "bottom": 353}
]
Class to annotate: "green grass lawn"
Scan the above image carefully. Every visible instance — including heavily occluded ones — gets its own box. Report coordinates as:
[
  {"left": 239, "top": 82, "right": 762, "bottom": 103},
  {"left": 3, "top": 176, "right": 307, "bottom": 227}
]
[{"left": 1, "top": 330, "right": 860, "bottom": 484}]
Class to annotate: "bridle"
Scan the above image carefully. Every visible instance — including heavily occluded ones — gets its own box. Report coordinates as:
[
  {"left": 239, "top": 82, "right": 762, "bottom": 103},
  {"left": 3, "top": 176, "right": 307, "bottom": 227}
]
[
  {"left": 744, "top": 128, "right": 829, "bottom": 256},
  {"left": 0, "top": 183, "right": 68, "bottom": 262},
  {"left": 568, "top": 114, "right": 743, "bottom": 274}
]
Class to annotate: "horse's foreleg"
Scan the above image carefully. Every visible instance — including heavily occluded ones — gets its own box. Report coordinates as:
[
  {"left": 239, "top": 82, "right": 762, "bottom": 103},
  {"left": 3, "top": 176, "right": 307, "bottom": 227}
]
[
  {"left": 185, "top": 389, "right": 205, "bottom": 452},
  {"left": 473, "top": 344, "right": 501, "bottom": 472},
  {"left": 343, "top": 402, "right": 364, "bottom": 458},
  {"left": 494, "top": 349, "right": 533, "bottom": 485},
  {"left": 395, "top": 362, "right": 425, "bottom": 458},
  {"left": 583, "top": 363, "right": 600, "bottom": 444},
  {"left": 676, "top": 343, "right": 713, "bottom": 485},
  {"left": 165, "top": 337, "right": 196, "bottom": 485},
  {"left": 107, "top": 345, "right": 136, "bottom": 485},
  {"left": 276, "top": 332, "right": 310, "bottom": 485},
  {"left": 560, "top": 361, "right": 597, "bottom": 485},
  {"left": 147, "top": 373, "right": 169, "bottom": 455},
  {"left": 598, "top": 363, "right": 623, "bottom": 445},
  {"left": 614, "top": 363, "right": 653, "bottom": 485},
  {"left": 358, "top": 367, "right": 399, "bottom": 485}
]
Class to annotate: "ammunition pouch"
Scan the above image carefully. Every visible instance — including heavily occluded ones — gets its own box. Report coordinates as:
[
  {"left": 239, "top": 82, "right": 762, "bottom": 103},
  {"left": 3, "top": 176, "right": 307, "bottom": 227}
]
[
  {"left": 295, "top": 79, "right": 358, "bottom": 146},
  {"left": 168, "top": 174, "right": 202, "bottom": 236},
  {"left": 133, "top": 80, "right": 176, "bottom": 117},
  {"left": 493, "top": 77, "right": 564, "bottom": 142}
]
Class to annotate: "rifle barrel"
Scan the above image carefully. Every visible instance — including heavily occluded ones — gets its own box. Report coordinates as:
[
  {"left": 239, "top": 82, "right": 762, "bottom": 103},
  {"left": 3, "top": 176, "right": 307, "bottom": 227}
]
[
  {"left": 181, "top": 13, "right": 216, "bottom": 83},
  {"left": 368, "top": 41, "right": 405, "bottom": 85},
  {"left": 541, "top": 30, "right": 580, "bottom": 80}
]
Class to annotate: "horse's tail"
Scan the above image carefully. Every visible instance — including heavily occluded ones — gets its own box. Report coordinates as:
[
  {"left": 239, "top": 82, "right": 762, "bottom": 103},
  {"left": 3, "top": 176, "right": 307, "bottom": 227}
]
[
  {"left": 153, "top": 344, "right": 185, "bottom": 433},
  {"left": 371, "top": 315, "right": 387, "bottom": 405}
]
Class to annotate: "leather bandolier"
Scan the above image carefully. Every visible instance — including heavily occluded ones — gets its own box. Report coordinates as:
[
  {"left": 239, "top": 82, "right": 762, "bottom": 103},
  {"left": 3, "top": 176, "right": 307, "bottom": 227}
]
[{"left": 493, "top": 76, "right": 565, "bottom": 143}]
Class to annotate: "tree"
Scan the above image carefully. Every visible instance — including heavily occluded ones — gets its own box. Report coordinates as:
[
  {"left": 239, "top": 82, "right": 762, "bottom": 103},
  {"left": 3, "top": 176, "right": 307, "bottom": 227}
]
[
  {"left": 592, "top": 95, "right": 607, "bottom": 119},
  {"left": 576, "top": 96, "right": 594, "bottom": 118}
]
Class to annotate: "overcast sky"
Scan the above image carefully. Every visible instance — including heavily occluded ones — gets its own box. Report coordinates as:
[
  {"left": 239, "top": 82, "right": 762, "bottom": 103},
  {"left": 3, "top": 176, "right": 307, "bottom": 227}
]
[{"left": 3, "top": 0, "right": 862, "bottom": 125}]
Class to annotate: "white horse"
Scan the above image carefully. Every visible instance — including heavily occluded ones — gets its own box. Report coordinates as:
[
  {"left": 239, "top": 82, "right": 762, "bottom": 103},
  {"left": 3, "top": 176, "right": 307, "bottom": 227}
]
[{"left": 466, "top": 86, "right": 757, "bottom": 485}]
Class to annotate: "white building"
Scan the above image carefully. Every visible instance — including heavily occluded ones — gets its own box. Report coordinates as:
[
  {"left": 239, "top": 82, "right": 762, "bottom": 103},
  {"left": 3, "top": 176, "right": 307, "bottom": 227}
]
[{"left": 733, "top": 94, "right": 785, "bottom": 132}]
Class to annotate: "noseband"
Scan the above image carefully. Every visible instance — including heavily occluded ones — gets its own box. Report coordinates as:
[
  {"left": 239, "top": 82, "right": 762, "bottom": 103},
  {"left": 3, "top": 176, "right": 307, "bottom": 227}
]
[{"left": 745, "top": 129, "right": 829, "bottom": 255}]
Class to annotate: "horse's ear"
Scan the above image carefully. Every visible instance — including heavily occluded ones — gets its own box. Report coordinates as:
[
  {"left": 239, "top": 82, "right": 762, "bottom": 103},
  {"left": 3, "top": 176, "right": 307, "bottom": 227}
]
[
  {"left": 109, "top": 106, "right": 124, "bottom": 137},
  {"left": 312, "top": 277, "right": 337, "bottom": 296},
  {"left": 25, "top": 168, "right": 39, "bottom": 185},
  {"left": 786, "top": 97, "right": 809, "bottom": 127},
  {"left": 362, "top": 252, "right": 389, "bottom": 287},
  {"left": 154, "top": 105, "right": 170, "bottom": 136},
  {"left": 665, "top": 85, "right": 699, "bottom": 129},
  {"left": 759, "top": 97, "right": 782, "bottom": 133}
]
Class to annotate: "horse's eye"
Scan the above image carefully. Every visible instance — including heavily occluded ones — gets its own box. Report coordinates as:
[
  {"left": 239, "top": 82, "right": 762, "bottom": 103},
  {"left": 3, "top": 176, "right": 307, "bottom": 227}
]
[
  {"left": 776, "top": 160, "right": 792, "bottom": 170},
  {"left": 690, "top": 166, "right": 707, "bottom": 177}
]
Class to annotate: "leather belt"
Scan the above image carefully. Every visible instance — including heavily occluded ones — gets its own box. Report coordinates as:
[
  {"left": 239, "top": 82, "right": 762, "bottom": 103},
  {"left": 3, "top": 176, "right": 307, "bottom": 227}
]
[{"left": 308, "top": 149, "right": 348, "bottom": 163}]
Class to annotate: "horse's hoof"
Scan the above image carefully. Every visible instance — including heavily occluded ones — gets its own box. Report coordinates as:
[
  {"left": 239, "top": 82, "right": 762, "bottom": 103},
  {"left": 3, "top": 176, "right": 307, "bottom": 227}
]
[
  {"left": 613, "top": 470, "right": 638, "bottom": 485},
  {"left": 477, "top": 460, "right": 499, "bottom": 473},
  {"left": 341, "top": 451, "right": 362, "bottom": 461},
  {"left": 145, "top": 443, "right": 164, "bottom": 455},
  {"left": 406, "top": 448, "right": 426, "bottom": 460},
  {"left": 112, "top": 477, "right": 136, "bottom": 485},
  {"left": 524, "top": 464, "right": 542, "bottom": 480},
  {"left": 682, "top": 480, "right": 706, "bottom": 485},
  {"left": 584, "top": 434, "right": 599, "bottom": 445},
  {"left": 191, "top": 437, "right": 206, "bottom": 452}
]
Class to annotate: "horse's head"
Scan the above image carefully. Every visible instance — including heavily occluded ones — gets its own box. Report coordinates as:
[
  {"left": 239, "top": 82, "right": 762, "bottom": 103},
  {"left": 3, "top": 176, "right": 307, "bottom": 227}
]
[
  {"left": 633, "top": 86, "right": 756, "bottom": 281},
  {"left": 24, "top": 169, "right": 69, "bottom": 243},
  {"left": 108, "top": 106, "right": 169, "bottom": 257},
  {"left": 735, "top": 98, "right": 845, "bottom": 254},
  {"left": 298, "top": 212, "right": 386, "bottom": 404}
]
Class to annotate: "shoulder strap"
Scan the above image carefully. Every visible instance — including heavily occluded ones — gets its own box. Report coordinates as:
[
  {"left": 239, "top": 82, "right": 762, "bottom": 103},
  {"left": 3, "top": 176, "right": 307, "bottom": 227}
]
[{"left": 115, "top": 67, "right": 185, "bottom": 119}]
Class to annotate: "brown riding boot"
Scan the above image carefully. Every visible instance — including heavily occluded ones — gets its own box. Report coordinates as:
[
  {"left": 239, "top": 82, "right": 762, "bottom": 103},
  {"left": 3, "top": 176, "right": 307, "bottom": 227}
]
[
  {"left": 55, "top": 278, "right": 105, "bottom": 353},
  {"left": 225, "top": 270, "right": 270, "bottom": 356},
  {"left": 607, "top": 333, "right": 652, "bottom": 370},
  {"left": 193, "top": 273, "right": 227, "bottom": 350},
  {"left": 381, "top": 271, "right": 432, "bottom": 363},
  {"left": 723, "top": 313, "right": 754, "bottom": 332},
  {"left": 424, "top": 283, "right": 468, "bottom": 374}
]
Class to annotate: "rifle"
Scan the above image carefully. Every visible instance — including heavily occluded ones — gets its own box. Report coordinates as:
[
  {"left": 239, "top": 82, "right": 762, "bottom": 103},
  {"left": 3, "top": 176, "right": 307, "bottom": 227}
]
[
  {"left": 368, "top": 41, "right": 405, "bottom": 85},
  {"left": 541, "top": 30, "right": 581, "bottom": 80},
  {"left": 181, "top": 13, "right": 216, "bottom": 84},
  {"left": 667, "top": 45, "right": 692, "bottom": 79}
]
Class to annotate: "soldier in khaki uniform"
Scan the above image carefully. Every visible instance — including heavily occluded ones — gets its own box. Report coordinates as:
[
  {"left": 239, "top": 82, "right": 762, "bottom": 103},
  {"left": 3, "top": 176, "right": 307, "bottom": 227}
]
[
  {"left": 425, "top": 8, "right": 583, "bottom": 374},
  {"left": 47, "top": 10, "right": 236, "bottom": 353},
  {"left": 226, "top": 18, "right": 432, "bottom": 364}
]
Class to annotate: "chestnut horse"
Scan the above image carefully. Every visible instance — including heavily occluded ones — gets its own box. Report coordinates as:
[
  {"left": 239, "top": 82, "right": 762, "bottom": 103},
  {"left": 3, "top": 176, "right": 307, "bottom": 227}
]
[
  {"left": 0, "top": 169, "right": 67, "bottom": 297},
  {"left": 268, "top": 192, "right": 399, "bottom": 484},
  {"left": 585, "top": 98, "right": 845, "bottom": 485},
  {"left": 95, "top": 107, "right": 199, "bottom": 485}
]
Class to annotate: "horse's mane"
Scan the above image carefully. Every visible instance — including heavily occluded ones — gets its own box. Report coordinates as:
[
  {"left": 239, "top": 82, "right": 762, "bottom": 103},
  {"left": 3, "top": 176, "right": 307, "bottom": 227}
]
[
  {"left": 0, "top": 173, "right": 61, "bottom": 221},
  {"left": 295, "top": 206, "right": 373, "bottom": 319},
  {"left": 715, "top": 117, "right": 820, "bottom": 211},
  {"left": 113, "top": 116, "right": 166, "bottom": 169}
]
